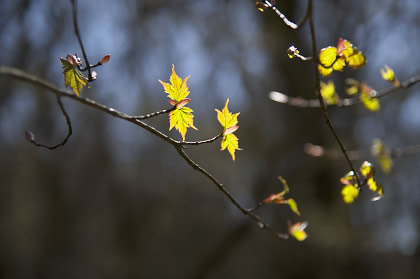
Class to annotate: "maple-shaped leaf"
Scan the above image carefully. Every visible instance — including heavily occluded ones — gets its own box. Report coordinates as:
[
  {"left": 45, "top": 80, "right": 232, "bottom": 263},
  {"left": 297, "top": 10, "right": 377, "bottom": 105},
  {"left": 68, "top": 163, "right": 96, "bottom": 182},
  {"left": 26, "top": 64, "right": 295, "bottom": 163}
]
[
  {"left": 288, "top": 221, "right": 308, "bottom": 241},
  {"left": 159, "top": 65, "right": 197, "bottom": 141},
  {"left": 215, "top": 99, "right": 241, "bottom": 160},
  {"left": 169, "top": 106, "right": 198, "bottom": 141},
  {"left": 159, "top": 64, "right": 191, "bottom": 102},
  {"left": 60, "top": 56, "right": 88, "bottom": 96},
  {"left": 320, "top": 80, "right": 338, "bottom": 105}
]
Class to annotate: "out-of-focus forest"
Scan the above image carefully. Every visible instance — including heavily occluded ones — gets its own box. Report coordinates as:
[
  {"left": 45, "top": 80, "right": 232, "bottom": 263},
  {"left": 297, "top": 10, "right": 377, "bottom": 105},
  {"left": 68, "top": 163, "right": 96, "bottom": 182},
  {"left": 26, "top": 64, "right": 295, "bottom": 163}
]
[{"left": 1, "top": 0, "right": 420, "bottom": 278}]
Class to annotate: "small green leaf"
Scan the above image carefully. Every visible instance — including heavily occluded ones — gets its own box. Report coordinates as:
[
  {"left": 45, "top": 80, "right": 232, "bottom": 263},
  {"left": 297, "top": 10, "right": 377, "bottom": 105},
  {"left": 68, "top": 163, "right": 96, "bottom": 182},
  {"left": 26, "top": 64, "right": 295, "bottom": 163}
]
[
  {"left": 60, "top": 57, "right": 88, "bottom": 96},
  {"left": 287, "top": 198, "right": 301, "bottom": 216}
]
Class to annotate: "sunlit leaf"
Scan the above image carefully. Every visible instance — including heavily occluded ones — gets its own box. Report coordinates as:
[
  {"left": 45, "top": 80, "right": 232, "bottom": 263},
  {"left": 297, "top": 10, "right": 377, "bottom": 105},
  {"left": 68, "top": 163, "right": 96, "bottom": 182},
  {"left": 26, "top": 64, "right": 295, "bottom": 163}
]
[
  {"left": 220, "top": 133, "right": 240, "bottom": 160},
  {"left": 380, "top": 65, "right": 395, "bottom": 82},
  {"left": 341, "top": 184, "right": 359, "bottom": 204},
  {"left": 341, "top": 39, "right": 366, "bottom": 69},
  {"left": 287, "top": 198, "right": 301, "bottom": 216},
  {"left": 367, "top": 177, "right": 384, "bottom": 201},
  {"left": 288, "top": 222, "right": 308, "bottom": 241},
  {"left": 360, "top": 92, "right": 380, "bottom": 111},
  {"left": 360, "top": 161, "right": 375, "bottom": 179},
  {"left": 60, "top": 57, "right": 88, "bottom": 96},
  {"left": 318, "top": 46, "right": 345, "bottom": 77},
  {"left": 216, "top": 99, "right": 241, "bottom": 160},
  {"left": 320, "top": 80, "right": 337, "bottom": 105},
  {"left": 159, "top": 64, "right": 191, "bottom": 102},
  {"left": 169, "top": 106, "right": 198, "bottom": 141},
  {"left": 340, "top": 171, "right": 358, "bottom": 185}
]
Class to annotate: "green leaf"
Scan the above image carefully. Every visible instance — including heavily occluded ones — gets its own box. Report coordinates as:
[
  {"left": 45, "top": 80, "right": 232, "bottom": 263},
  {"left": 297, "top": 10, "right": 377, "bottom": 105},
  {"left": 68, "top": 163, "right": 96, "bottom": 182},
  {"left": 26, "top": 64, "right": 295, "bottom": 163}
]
[
  {"left": 159, "top": 64, "right": 190, "bottom": 102},
  {"left": 60, "top": 57, "right": 88, "bottom": 96},
  {"left": 169, "top": 106, "right": 197, "bottom": 141},
  {"left": 287, "top": 198, "right": 301, "bottom": 216}
]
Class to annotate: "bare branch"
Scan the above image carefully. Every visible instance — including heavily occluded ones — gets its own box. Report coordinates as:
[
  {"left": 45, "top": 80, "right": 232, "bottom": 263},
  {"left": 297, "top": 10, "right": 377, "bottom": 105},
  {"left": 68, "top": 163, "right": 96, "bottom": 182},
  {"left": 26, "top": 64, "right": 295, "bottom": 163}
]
[
  {"left": 270, "top": 74, "right": 420, "bottom": 108},
  {"left": 260, "top": 0, "right": 310, "bottom": 30}
]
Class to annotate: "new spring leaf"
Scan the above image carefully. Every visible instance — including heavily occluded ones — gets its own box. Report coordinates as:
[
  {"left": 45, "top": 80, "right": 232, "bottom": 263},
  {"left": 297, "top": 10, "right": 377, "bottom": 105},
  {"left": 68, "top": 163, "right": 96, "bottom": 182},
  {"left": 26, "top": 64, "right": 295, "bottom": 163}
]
[
  {"left": 159, "top": 65, "right": 197, "bottom": 141},
  {"left": 215, "top": 99, "right": 241, "bottom": 160},
  {"left": 60, "top": 55, "right": 88, "bottom": 96}
]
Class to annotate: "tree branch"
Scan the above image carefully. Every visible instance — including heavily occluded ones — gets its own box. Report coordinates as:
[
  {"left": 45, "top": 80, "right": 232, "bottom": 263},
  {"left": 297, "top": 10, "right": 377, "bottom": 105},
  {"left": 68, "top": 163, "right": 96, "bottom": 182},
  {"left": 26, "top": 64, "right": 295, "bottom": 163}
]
[
  {"left": 0, "top": 65, "right": 289, "bottom": 239},
  {"left": 269, "top": 74, "right": 420, "bottom": 108}
]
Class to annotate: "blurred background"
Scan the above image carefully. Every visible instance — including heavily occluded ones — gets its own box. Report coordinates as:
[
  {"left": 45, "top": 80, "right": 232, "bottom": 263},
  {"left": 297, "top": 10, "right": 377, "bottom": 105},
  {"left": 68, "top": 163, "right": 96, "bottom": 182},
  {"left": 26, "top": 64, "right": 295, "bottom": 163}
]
[{"left": 1, "top": 0, "right": 420, "bottom": 278}]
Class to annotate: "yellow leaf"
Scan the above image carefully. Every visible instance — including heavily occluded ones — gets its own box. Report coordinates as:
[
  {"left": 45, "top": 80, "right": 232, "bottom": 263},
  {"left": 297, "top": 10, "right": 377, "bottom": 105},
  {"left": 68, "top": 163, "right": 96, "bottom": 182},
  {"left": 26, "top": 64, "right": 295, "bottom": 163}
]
[
  {"left": 287, "top": 198, "right": 301, "bottom": 216},
  {"left": 360, "top": 92, "right": 380, "bottom": 111},
  {"left": 320, "top": 81, "right": 337, "bottom": 105},
  {"left": 318, "top": 46, "right": 345, "bottom": 77},
  {"left": 345, "top": 78, "right": 360, "bottom": 95},
  {"left": 380, "top": 65, "right": 395, "bottom": 82},
  {"left": 215, "top": 99, "right": 240, "bottom": 130},
  {"left": 360, "top": 161, "right": 375, "bottom": 179},
  {"left": 341, "top": 184, "right": 359, "bottom": 204},
  {"left": 221, "top": 133, "right": 240, "bottom": 160},
  {"left": 340, "top": 171, "right": 358, "bottom": 186},
  {"left": 341, "top": 39, "right": 366, "bottom": 69},
  {"left": 169, "top": 106, "right": 198, "bottom": 141},
  {"left": 159, "top": 64, "right": 191, "bottom": 102},
  {"left": 60, "top": 57, "right": 88, "bottom": 96},
  {"left": 288, "top": 222, "right": 308, "bottom": 241}
]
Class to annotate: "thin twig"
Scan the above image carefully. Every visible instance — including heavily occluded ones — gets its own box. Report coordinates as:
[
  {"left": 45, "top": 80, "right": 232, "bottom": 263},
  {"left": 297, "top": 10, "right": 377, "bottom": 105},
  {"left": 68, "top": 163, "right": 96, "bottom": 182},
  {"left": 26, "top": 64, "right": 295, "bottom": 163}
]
[
  {"left": 182, "top": 132, "right": 223, "bottom": 145},
  {"left": 269, "top": 74, "right": 420, "bottom": 108},
  {"left": 25, "top": 95, "right": 72, "bottom": 150},
  {"left": 175, "top": 146, "right": 289, "bottom": 239},
  {"left": 263, "top": 0, "right": 310, "bottom": 30},
  {"left": 307, "top": 0, "right": 361, "bottom": 186},
  {"left": 0, "top": 65, "right": 289, "bottom": 239},
  {"left": 70, "top": 0, "right": 93, "bottom": 81},
  {"left": 127, "top": 106, "right": 176, "bottom": 120}
]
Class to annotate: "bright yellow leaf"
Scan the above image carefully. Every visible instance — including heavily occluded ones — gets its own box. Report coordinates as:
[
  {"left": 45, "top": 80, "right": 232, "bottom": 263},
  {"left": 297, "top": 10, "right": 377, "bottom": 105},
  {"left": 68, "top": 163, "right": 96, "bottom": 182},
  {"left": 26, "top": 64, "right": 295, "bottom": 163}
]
[
  {"left": 216, "top": 99, "right": 241, "bottom": 160},
  {"left": 60, "top": 57, "right": 88, "bottom": 96},
  {"left": 215, "top": 99, "right": 239, "bottom": 130},
  {"left": 380, "top": 65, "right": 395, "bottom": 82},
  {"left": 159, "top": 64, "right": 191, "bottom": 102},
  {"left": 320, "top": 81, "right": 337, "bottom": 105},
  {"left": 221, "top": 133, "right": 240, "bottom": 160},
  {"left": 345, "top": 78, "right": 360, "bottom": 95},
  {"left": 169, "top": 106, "right": 197, "bottom": 141},
  {"left": 341, "top": 39, "right": 366, "bottom": 69},
  {"left": 341, "top": 184, "right": 359, "bottom": 204},
  {"left": 318, "top": 46, "right": 345, "bottom": 77},
  {"left": 360, "top": 161, "right": 375, "bottom": 179},
  {"left": 288, "top": 222, "right": 308, "bottom": 241},
  {"left": 360, "top": 92, "right": 380, "bottom": 111}
]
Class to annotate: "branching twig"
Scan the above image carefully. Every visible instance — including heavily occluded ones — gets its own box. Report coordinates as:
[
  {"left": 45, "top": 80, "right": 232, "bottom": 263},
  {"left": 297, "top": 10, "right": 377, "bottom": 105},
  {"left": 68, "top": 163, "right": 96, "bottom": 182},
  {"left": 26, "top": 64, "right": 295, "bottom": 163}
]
[
  {"left": 270, "top": 74, "right": 420, "bottom": 108},
  {"left": 307, "top": 0, "right": 361, "bottom": 186},
  {"left": 70, "top": 0, "right": 93, "bottom": 81},
  {"left": 182, "top": 132, "right": 223, "bottom": 145},
  {"left": 0, "top": 65, "right": 289, "bottom": 239},
  {"left": 25, "top": 95, "right": 72, "bottom": 150}
]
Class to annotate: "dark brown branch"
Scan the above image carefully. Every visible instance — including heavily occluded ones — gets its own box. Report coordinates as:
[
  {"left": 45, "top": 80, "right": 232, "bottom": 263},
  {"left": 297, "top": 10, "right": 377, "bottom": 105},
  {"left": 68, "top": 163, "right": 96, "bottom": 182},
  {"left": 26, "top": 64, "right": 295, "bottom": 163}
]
[
  {"left": 307, "top": 0, "right": 361, "bottom": 186},
  {"left": 25, "top": 95, "right": 72, "bottom": 150},
  {"left": 175, "top": 146, "right": 289, "bottom": 239},
  {"left": 182, "top": 132, "right": 223, "bottom": 145},
  {"left": 270, "top": 74, "right": 420, "bottom": 108},
  {"left": 0, "top": 65, "right": 289, "bottom": 240},
  {"left": 70, "top": 0, "right": 93, "bottom": 81}
]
